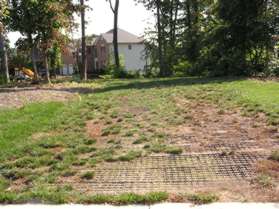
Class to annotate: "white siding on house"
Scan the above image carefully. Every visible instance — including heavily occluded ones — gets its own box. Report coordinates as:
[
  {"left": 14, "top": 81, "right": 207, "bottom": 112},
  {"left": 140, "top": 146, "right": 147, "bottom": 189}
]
[
  {"left": 109, "top": 43, "right": 147, "bottom": 71},
  {"left": 60, "top": 64, "right": 74, "bottom": 75}
]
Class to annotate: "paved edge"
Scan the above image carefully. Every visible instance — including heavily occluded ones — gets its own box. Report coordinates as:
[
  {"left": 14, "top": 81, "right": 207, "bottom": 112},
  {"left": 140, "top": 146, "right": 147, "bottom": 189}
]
[{"left": 1, "top": 203, "right": 279, "bottom": 209}]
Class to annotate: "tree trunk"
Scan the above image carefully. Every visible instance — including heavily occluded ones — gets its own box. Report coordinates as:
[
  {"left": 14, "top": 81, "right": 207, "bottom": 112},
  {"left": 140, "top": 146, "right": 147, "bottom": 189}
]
[
  {"left": 0, "top": 31, "right": 10, "bottom": 83},
  {"left": 80, "top": 0, "right": 87, "bottom": 80},
  {"left": 113, "top": 0, "right": 120, "bottom": 69},
  {"left": 31, "top": 46, "right": 39, "bottom": 80},
  {"left": 156, "top": 0, "right": 164, "bottom": 77},
  {"left": 28, "top": 34, "right": 39, "bottom": 81},
  {"left": 44, "top": 53, "right": 51, "bottom": 84}
]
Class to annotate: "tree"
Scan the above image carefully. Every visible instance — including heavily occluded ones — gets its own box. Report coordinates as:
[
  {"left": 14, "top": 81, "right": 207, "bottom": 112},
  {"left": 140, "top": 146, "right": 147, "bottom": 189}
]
[
  {"left": 9, "top": 0, "right": 41, "bottom": 81},
  {"left": 80, "top": 0, "right": 87, "bottom": 80},
  {"left": 136, "top": 0, "right": 182, "bottom": 76},
  {"left": 137, "top": 0, "right": 279, "bottom": 77},
  {"left": 36, "top": 0, "right": 74, "bottom": 83},
  {"left": 107, "top": 0, "right": 120, "bottom": 69},
  {"left": 9, "top": 0, "right": 75, "bottom": 83},
  {"left": 156, "top": 0, "right": 164, "bottom": 76},
  {"left": 209, "top": 0, "right": 277, "bottom": 75},
  {"left": 0, "top": 0, "right": 10, "bottom": 83}
]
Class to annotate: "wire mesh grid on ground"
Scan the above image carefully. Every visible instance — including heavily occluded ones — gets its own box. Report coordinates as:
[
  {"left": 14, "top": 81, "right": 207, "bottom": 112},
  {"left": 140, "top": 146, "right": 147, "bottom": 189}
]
[{"left": 60, "top": 152, "right": 266, "bottom": 194}]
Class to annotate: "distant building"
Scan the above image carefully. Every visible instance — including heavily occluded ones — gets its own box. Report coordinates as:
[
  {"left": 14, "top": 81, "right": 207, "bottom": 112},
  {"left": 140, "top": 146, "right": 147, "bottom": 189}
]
[
  {"left": 64, "top": 28, "right": 148, "bottom": 76},
  {"left": 97, "top": 28, "right": 147, "bottom": 71},
  {"left": 60, "top": 45, "right": 76, "bottom": 76}
]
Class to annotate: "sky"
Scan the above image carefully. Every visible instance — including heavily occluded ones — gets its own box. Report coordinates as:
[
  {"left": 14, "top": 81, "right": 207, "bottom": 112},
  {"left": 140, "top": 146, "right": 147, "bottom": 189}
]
[{"left": 8, "top": 0, "right": 154, "bottom": 47}]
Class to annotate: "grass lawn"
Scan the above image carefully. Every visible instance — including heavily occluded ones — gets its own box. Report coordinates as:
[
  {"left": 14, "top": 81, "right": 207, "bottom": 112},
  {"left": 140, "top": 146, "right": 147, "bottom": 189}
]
[{"left": 0, "top": 77, "right": 278, "bottom": 204}]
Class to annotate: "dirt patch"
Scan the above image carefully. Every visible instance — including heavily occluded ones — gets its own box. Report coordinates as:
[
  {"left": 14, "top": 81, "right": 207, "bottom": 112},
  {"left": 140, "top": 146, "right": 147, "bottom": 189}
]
[
  {"left": 86, "top": 120, "right": 103, "bottom": 139},
  {"left": 31, "top": 131, "right": 60, "bottom": 141},
  {"left": 0, "top": 87, "right": 77, "bottom": 109},
  {"left": 256, "top": 160, "right": 279, "bottom": 178},
  {"left": 167, "top": 98, "right": 278, "bottom": 154}
]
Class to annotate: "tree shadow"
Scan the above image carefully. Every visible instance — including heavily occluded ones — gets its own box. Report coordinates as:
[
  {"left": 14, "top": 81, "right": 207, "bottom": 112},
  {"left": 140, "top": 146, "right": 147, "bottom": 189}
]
[
  {"left": 92, "top": 77, "right": 246, "bottom": 94},
  {"left": 0, "top": 77, "right": 246, "bottom": 95}
]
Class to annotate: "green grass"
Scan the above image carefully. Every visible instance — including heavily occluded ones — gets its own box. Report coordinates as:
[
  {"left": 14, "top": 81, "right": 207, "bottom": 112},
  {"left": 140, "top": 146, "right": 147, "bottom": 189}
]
[
  {"left": 0, "top": 102, "right": 64, "bottom": 160},
  {"left": 79, "top": 192, "right": 168, "bottom": 205},
  {"left": 80, "top": 171, "right": 95, "bottom": 180},
  {"left": 118, "top": 150, "right": 142, "bottom": 161},
  {"left": 255, "top": 174, "right": 274, "bottom": 187},
  {"left": 269, "top": 150, "right": 279, "bottom": 162},
  {"left": 187, "top": 193, "right": 219, "bottom": 204},
  {"left": 0, "top": 77, "right": 278, "bottom": 203}
]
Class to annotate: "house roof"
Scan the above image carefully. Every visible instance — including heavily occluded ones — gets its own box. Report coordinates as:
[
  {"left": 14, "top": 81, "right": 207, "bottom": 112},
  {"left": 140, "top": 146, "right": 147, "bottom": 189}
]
[{"left": 101, "top": 28, "right": 144, "bottom": 44}]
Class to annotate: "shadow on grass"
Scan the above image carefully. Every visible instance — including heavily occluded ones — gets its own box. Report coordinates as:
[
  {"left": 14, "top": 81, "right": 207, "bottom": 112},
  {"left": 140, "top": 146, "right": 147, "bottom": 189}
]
[{"left": 0, "top": 77, "right": 246, "bottom": 95}]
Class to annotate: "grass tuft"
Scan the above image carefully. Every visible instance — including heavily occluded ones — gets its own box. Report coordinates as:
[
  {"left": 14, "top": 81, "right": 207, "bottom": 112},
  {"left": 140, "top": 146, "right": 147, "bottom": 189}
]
[
  {"left": 254, "top": 174, "right": 273, "bottom": 187},
  {"left": 80, "top": 172, "right": 95, "bottom": 180},
  {"left": 118, "top": 150, "right": 142, "bottom": 161},
  {"left": 165, "top": 146, "right": 183, "bottom": 155},
  {"left": 187, "top": 193, "right": 219, "bottom": 204},
  {"left": 269, "top": 150, "right": 279, "bottom": 162},
  {"left": 79, "top": 192, "right": 168, "bottom": 205}
]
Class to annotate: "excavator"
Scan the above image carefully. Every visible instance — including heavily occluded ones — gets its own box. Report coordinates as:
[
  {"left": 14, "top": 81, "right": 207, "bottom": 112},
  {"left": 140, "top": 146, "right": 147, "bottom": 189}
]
[
  {"left": 21, "top": 67, "right": 35, "bottom": 79},
  {"left": 14, "top": 67, "right": 35, "bottom": 80}
]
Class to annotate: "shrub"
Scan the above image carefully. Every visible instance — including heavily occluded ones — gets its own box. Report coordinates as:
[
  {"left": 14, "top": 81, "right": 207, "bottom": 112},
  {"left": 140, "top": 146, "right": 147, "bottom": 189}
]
[{"left": 173, "top": 60, "right": 193, "bottom": 77}]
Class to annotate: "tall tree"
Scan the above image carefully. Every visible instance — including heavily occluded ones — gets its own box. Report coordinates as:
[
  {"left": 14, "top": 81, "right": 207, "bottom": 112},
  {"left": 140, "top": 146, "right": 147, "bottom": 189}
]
[
  {"left": 0, "top": 0, "right": 10, "bottom": 83},
  {"left": 37, "top": 0, "right": 74, "bottom": 83},
  {"left": 107, "top": 0, "right": 120, "bottom": 69},
  {"left": 215, "top": 0, "right": 275, "bottom": 75},
  {"left": 156, "top": 0, "right": 164, "bottom": 76},
  {"left": 137, "top": 0, "right": 182, "bottom": 76},
  {"left": 80, "top": 0, "right": 87, "bottom": 80},
  {"left": 9, "top": 0, "right": 41, "bottom": 80}
]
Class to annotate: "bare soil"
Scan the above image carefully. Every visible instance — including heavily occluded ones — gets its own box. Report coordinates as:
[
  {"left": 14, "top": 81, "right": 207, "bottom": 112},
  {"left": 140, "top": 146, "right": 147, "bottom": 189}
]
[{"left": 0, "top": 87, "right": 77, "bottom": 108}]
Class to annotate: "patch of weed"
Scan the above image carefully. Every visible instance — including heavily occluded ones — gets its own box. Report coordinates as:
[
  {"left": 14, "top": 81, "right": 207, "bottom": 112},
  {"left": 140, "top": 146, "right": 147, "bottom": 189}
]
[
  {"left": 61, "top": 170, "right": 77, "bottom": 177},
  {"left": 269, "top": 150, "right": 279, "bottom": 162},
  {"left": 165, "top": 146, "right": 183, "bottom": 155},
  {"left": 118, "top": 150, "right": 142, "bottom": 161},
  {"left": 78, "top": 192, "right": 168, "bottom": 205},
  {"left": 102, "top": 125, "right": 121, "bottom": 136},
  {"left": 83, "top": 139, "right": 96, "bottom": 145},
  {"left": 80, "top": 172, "right": 95, "bottom": 180},
  {"left": 187, "top": 193, "right": 219, "bottom": 204},
  {"left": 254, "top": 174, "right": 273, "bottom": 187}
]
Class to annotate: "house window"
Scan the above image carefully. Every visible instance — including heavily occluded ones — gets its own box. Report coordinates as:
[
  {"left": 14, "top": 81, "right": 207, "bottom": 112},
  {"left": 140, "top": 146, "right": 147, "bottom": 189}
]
[{"left": 128, "top": 44, "right": 132, "bottom": 50}]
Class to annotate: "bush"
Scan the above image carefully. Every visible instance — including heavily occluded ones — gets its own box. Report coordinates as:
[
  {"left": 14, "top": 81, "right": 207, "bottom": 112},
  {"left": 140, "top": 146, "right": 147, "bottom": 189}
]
[
  {"left": 0, "top": 75, "right": 7, "bottom": 85},
  {"left": 105, "top": 64, "right": 141, "bottom": 79},
  {"left": 173, "top": 60, "right": 193, "bottom": 77}
]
